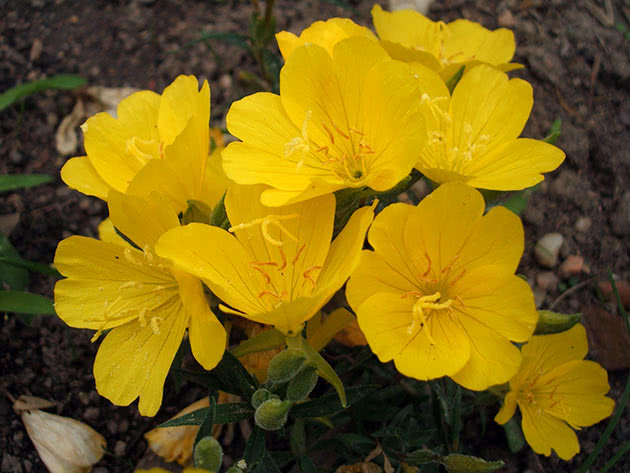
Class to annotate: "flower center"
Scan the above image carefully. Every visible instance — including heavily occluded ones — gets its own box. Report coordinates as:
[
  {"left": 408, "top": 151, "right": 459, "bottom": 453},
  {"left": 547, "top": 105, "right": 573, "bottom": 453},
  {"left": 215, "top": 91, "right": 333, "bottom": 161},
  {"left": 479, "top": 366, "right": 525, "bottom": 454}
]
[
  {"left": 90, "top": 245, "right": 177, "bottom": 342},
  {"left": 284, "top": 110, "right": 375, "bottom": 185},
  {"left": 401, "top": 291, "right": 454, "bottom": 343},
  {"left": 125, "top": 136, "right": 163, "bottom": 166}
]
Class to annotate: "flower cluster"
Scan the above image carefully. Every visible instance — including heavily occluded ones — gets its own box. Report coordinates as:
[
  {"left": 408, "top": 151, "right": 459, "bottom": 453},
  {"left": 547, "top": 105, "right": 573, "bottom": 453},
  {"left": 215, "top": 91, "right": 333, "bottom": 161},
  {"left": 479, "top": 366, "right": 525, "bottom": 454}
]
[{"left": 53, "top": 3, "right": 612, "bottom": 463}]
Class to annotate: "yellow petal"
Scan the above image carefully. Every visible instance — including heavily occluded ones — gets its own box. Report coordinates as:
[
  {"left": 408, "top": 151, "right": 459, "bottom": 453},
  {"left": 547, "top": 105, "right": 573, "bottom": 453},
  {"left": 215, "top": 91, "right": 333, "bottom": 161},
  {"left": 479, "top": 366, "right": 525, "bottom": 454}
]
[
  {"left": 60, "top": 156, "right": 112, "bottom": 200},
  {"left": 518, "top": 324, "right": 589, "bottom": 381},
  {"left": 226, "top": 184, "right": 334, "bottom": 300},
  {"left": 465, "top": 138, "right": 566, "bottom": 191},
  {"left": 413, "top": 183, "right": 485, "bottom": 274},
  {"left": 443, "top": 20, "right": 515, "bottom": 67},
  {"left": 276, "top": 17, "right": 376, "bottom": 60},
  {"left": 223, "top": 93, "right": 313, "bottom": 192},
  {"left": 155, "top": 223, "right": 267, "bottom": 316},
  {"left": 93, "top": 297, "right": 188, "bottom": 416},
  {"left": 449, "top": 66, "right": 532, "bottom": 157},
  {"left": 394, "top": 310, "right": 471, "bottom": 381},
  {"left": 371, "top": 4, "right": 441, "bottom": 58},
  {"left": 450, "top": 313, "right": 523, "bottom": 390},
  {"left": 520, "top": 403, "right": 580, "bottom": 460},
  {"left": 456, "top": 271, "right": 537, "bottom": 343},
  {"left": 108, "top": 191, "right": 180, "bottom": 249},
  {"left": 97, "top": 218, "right": 132, "bottom": 248},
  {"left": 245, "top": 293, "right": 332, "bottom": 335},
  {"left": 308, "top": 307, "right": 356, "bottom": 351},
  {"left": 494, "top": 391, "right": 517, "bottom": 425},
  {"left": 317, "top": 203, "right": 374, "bottom": 295},
  {"left": 346, "top": 251, "right": 418, "bottom": 311},
  {"left": 84, "top": 90, "right": 161, "bottom": 192},
  {"left": 173, "top": 271, "right": 226, "bottom": 370},
  {"left": 378, "top": 39, "right": 442, "bottom": 71},
  {"left": 356, "top": 292, "right": 415, "bottom": 362},
  {"left": 54, "top": 236, "right": 177, "bottom": 330},
  {"left": 200, "top": 147, "right": 232, "bottom": 210},
  {"left": 452, "top": 205, "right": 524, "bottom": 274},
  {"left": 158, "top": 75, "right": 210, "bottom": 148},
  {"left": 538, "top": 359, "right": 614, "bottom": 427}
]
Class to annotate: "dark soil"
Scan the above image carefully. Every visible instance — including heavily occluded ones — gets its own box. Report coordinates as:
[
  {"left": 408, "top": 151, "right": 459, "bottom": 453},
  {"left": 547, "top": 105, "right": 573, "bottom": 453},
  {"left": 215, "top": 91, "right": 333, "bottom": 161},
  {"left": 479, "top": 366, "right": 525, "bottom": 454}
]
[{"left": 1, "top": 0, "right": 629, "bottom": 472}]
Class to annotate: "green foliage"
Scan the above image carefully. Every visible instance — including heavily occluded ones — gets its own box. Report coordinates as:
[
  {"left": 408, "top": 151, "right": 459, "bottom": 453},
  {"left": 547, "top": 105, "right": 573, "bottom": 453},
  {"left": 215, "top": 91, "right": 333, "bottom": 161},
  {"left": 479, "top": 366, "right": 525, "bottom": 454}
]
[
  {"left": 159, "top": 402, "right": 254, "bottom": 428},
  {"left": 0, "top": 74, "right": 86, "bottom": 111},
  {"left": 0, "top": 290, "right": 55, "bottom": 316},
  {"left": 194, "top": 436, "right": 223, "bottom": 471},
  {"left": 446, "top": 66, "right": 466, "bottom": 95},
  {"left": 543, "top": 118, "right": 562, "bottom": 144},
  {"left": 0, "top": 236, "right": 29, "bottom": 291},
  {"left": 0, "top": 174, "right": 53, "bottom": 192}
]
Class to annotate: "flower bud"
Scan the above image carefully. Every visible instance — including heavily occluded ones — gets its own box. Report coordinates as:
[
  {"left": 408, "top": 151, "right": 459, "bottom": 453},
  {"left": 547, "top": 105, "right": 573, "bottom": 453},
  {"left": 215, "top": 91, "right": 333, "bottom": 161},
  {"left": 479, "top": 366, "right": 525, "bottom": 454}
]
[
  {"left": 267, "top": 348, "right": 307, "bottom": 384},
  {"left": 254, "top": 398, "right": 293, "bottom": 431},
  {"left": 251, "top": 388, "right": 279, "bottom": 409},
  {"left": 534, "top": 310, "right": 580, "bottom": 335},
  {"left": 286, "top": 365, "right": 318, "bottom": 401},
  {"left": 193, "top": 436, "right": 223, "bottom": 472}
]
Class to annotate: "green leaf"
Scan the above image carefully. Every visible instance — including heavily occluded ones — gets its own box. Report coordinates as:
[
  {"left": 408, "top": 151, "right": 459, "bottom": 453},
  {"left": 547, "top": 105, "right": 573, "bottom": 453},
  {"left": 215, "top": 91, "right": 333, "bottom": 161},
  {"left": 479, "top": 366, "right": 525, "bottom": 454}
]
[
  {"left": 158, "top": 402, "right": 254, "bottom": 428},
  {"left": 230, "top": 328, "right": 285, "bottom": 358},
  {"left": 290, "top": 418, "right": 306, "bottom": 457},
  {"left": 298, "top": 455, "right": 318, "bottom": 473},
  {"left": 213, "top": 350, "right": 258, "bottom": 399},
  {"left": 502, "top": 416, "right": 525, "bottom": 453},
  {"left": 543, "top": 118, "right": 562, "bottom": 144},
  {"left": 501, "top": 184, "right": 539, "bottom": 216},
  {"left": 291, "top": 384, "right": 378, "bottom": 418},
  {"left": 535, "top": 310, "right": 581, "bottom": 335},
  {"left": 253, "top": 452, "right": 282, "bottom": 473},
  {"left": 0, "top": 255, "right": 61, "bottom": 278},
  {"left": 403, "top": 448, "right": 441, "bottom": 466},
  {"left": 0, "top": 236, "right": 29, "bottom": 291},
  {"left": 194, "top": 395, "right": 217, "bottom": 446},
  {"left": 209, "top": 191, "right": 230, "bottom": 229},
  {"left": 0, "top": 174, "right": 53, "bottom": 192},
  {"left": 0, "top": 291, "right": 55, "bottom": 315},
  {"left": 445, "top": 66, "right": 465, "bottom": 94},
  {"left": 442, "top": 454, "right": 504, "bottom": 473},
  {"left": 244, "top": 425, "right": 266, "bottom": 467},
  {"left": 0, "top": 75, "right": 86, "bottom": 111}
]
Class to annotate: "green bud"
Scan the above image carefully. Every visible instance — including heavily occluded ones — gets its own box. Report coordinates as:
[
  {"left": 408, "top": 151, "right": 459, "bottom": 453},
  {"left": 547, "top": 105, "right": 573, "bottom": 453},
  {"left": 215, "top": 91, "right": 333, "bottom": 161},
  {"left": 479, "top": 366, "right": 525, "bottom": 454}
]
[
  {"left": 267, "top": 348, "right": 307, "bottom": 384},
  {"left": 251, "top": 388, "right": 278, "bottom": 409},
  {"left": 286, "top": 365, "right": 318, "bottom": 401},
  {"left": 535, "top": 310, "right": 581, "bottom": 335},
  {"left": 193, "top": 436, "right": 223, "bottom": 472},
  {"left": 254, "top": 398, "right": 292, "bottom": 431},
  {"left": 442, "top": 454, "right": 504, "bottom": 473},
  {"left": 182, "top": 200, "right": 213, "bottom": 225}
]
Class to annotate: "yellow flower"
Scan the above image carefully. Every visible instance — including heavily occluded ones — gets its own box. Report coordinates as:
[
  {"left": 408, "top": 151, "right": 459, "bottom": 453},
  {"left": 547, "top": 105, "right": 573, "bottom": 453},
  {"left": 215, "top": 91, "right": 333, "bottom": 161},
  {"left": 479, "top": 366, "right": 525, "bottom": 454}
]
[
  {"left": 61, "top": 75, "right": 215, "bottom": 212},
  {"left": 155, "top": 185, "right": 374, "bottom": 334},
  {"left": 495, "top": 324, "right": 615, "bottom": 460},
  {"left": 54, "top": 191, "right": 226, "bottom": 416},
  {"left": 371, "top": 4, "right": 520, "bottom": 79},
  {"left": 417, "top": 65, "right": 565, "bottom": 190},
  {"left": 222, "top": 37, "right": 426, "bottom": 206},
  {"left": 346, "top": 183, "right": 537, "bottom": 390},
  {"left": 275, "top": 17, "right": 376, "bottom": 60}
]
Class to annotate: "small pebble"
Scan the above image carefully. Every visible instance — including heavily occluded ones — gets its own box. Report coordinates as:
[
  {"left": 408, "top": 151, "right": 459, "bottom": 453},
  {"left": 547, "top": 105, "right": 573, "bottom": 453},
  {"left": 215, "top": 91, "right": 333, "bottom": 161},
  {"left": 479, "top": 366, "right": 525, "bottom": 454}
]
[
  {"left": 534, "top": 233, "right": 564, "bottom": 268},
  {"left": 536, "top": 271, "right": 559, "bottom": 290},
  {"left": 83, "top": 407, "right": 99, "bottom": 421},
  {"left": 114, "top": 440, "right": 127, "bottom": 457},
  {"left": 498, "top": 9, "right": 516, "bottom": 27},
  {"left": 559, "top": 255, "right": 584, "bottom": 277},
  {"left": 574, "top": 216, "right": 591, "bottom": 232}
]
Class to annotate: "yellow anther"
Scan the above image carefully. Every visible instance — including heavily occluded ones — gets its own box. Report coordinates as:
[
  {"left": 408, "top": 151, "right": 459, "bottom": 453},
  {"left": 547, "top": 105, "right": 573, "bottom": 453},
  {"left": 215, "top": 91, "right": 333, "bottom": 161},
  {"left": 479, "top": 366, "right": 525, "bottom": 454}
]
[
  {"left": 407, "top": 292, "right": 454, "bottom": 342},
  {"left": 284, "top": 110, "right": 312, "bottom": 157},
  {"left": 257, "top": 289, "right": 283, "bottom": 301},
  {"left": 150, "top": 316, "right": 163, "bottom": 335},
  {"left": 448, "top": 269, "right": 466, "bottom": 288},
  {"left": 229, "top": 214, "right": 299, "bottom": 247},
  {"left": 138, "top": 307, "right": 148, "bottom": 327},
  {"left": 321, "top": 123, "right": 335, "bottom": 144},
  {"left": 441, "top": 254, "right": 459, "bottom": 274},
  {"left": 126, "top": 136, "right": 159, "bottom": 165},
  {"left": 421, "top": 252, "right": 432, "bottom": 278}
]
